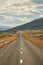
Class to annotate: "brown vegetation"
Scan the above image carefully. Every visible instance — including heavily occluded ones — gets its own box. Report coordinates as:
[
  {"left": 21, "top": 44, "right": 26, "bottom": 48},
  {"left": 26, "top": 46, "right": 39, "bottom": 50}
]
[
  {"left": 0, "top": 33, "right": 18, "bottom": 48},
  {"left": 23, "top": 30, "right": 43, "bottom": 47}
]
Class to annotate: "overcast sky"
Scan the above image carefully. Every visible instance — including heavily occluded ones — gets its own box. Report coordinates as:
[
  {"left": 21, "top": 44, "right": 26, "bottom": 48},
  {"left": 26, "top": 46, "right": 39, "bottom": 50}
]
[{"left": 0, "top": 0, "right": 43, "bottom": 27}]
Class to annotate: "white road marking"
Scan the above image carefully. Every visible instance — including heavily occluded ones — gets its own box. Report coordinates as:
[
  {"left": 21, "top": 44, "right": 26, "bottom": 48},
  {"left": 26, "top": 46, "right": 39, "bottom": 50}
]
[
  {"left": 20, "top": 59, "right": 23, "bottom": 64},
  {"left": 21, "top": 48, "right": 23, "bottom": 50},
  {"left": 21, "top": 51, "right": 23, "bottom": 54}
]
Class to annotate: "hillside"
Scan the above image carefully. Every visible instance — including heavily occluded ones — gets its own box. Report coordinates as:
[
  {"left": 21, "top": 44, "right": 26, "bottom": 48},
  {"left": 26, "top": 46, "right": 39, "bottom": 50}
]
[{"left": 5, "top": 17, "right": 43, "bottom": 32}]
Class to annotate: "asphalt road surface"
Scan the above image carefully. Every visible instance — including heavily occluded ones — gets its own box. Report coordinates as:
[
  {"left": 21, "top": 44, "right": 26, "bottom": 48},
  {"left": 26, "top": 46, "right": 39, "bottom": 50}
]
[{"left": 0, "top": 32, "right": 43, "bottom": 65}]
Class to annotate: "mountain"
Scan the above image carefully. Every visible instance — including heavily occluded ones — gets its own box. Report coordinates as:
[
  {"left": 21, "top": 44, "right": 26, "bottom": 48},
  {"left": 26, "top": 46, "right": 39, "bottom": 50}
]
[{"left": 5, "top": 17, "right": 43, "bottom": 32}]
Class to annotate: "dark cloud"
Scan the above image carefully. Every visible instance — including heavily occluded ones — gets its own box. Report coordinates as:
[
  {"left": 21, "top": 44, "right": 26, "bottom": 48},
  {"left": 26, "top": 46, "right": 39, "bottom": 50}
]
[{"left": 32, "top": 0, "right": 43, "bottom": 4}]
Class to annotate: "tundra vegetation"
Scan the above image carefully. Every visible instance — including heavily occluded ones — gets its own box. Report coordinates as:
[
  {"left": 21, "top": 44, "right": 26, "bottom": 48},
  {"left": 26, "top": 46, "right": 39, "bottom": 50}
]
[
  {"left": 0, "top": 32, "right": 18, "bottom": 47},
  {"left": 23, "top": 29, "right": 43, "bottom": 47}
]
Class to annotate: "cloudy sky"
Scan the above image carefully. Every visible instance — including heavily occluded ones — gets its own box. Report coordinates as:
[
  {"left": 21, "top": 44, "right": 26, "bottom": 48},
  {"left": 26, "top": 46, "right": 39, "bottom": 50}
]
[{"left": 0, "top": 0, "right": 43, "bottom": 27}]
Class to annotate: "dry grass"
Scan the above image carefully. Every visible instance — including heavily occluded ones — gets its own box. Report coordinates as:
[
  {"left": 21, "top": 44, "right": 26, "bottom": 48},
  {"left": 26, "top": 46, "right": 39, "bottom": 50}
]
[
  {"left": 0, "top": 33, "right": 18, "bottom": 47},
  {"left": 23, "top": 29, "right": 43, "bottom": 47},
  {"left": 0, "top": 33, "right": 7, "bottom": 38}
]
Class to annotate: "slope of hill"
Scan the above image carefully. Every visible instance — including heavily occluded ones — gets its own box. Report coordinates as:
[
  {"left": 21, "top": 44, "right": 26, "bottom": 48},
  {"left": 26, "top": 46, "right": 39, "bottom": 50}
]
[{"left": 5, "top": 17, "right": 43, "bottom": 32}]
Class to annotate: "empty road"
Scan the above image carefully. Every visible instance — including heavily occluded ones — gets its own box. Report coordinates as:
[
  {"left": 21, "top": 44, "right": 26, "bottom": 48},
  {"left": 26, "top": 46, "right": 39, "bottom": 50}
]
[{"left": 0, "top": 32, "right": 43, "bottom": 65}]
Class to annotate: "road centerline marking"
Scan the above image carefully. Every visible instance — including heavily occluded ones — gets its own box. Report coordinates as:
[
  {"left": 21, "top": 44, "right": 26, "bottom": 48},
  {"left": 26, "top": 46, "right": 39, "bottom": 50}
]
[
  {"left": 21, "top": 48, "right": 23, "bottom": 50},
  {"left": 21, "top": 51, "right": 23, "bottom": 54},
  {"left": 20, "top": 59, "right": 23, "bottom": 64}
]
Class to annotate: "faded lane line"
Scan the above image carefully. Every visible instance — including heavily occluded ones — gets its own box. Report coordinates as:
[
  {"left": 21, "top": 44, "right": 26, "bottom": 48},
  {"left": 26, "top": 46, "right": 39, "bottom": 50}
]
[
  {"left": 19, "top": 48, "right": 23, "bottom": 53},
  {"left": 19, "top": 32, "right": 23, "bottom": 64},
  {"left": 21, "top": 51, "right": 23, "bottom": 55},
  {"left": 20, "top": 59, "right": 23, "bottom": 64},
  {"left": 21, "top": 48, "right": 23, "bottom": 50}
]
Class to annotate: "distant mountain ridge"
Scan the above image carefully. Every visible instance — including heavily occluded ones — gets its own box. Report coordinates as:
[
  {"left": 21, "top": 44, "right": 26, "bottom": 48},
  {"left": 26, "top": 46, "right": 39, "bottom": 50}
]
[{"left": 4, "top": 17, "right": 43, "bottom": 32}]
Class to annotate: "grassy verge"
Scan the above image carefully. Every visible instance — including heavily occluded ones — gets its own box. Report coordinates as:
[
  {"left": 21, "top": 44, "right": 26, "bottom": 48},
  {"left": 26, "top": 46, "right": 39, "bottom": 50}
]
[
  {"left": 23, "top": 29, "right": 43, "bottom": 47},
  {"left": 0, "top": 33, "right": 7, "bottom": 38},
  {"left": 0, "top": 33, "right": 18, "bottom": 48}
]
